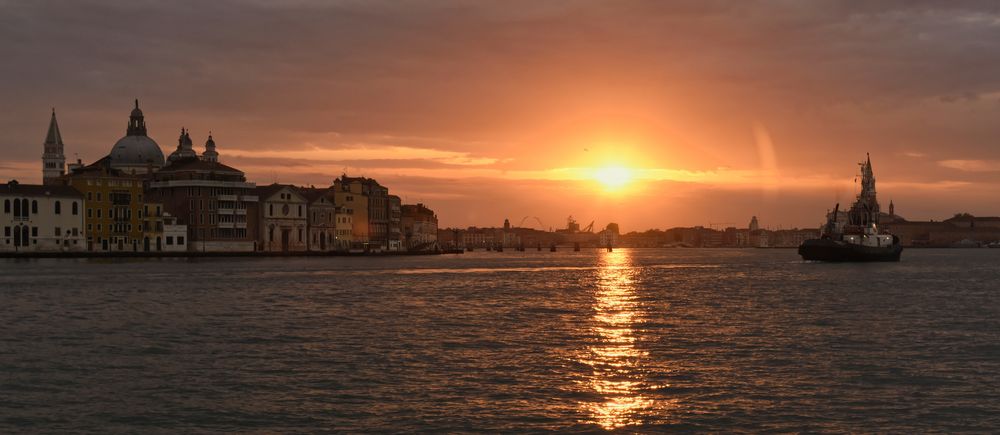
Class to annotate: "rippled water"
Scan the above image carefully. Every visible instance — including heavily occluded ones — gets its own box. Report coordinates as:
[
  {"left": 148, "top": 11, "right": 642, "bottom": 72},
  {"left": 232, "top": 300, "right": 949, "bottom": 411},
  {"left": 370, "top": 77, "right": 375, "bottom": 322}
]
[{"left": 2, "top": 249, "right": 999, "bottom": 432}]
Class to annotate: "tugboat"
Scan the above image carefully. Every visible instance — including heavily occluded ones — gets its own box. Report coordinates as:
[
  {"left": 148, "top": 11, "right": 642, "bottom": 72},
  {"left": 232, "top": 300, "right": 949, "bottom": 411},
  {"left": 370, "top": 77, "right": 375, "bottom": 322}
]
[{"left": 799, "top": 154, "right": 903, "bottom": 262}]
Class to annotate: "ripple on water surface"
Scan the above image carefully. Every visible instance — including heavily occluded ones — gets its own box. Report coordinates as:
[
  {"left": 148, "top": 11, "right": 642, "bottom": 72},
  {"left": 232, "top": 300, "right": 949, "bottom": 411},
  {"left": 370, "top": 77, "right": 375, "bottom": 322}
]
[{"left": 1, "top": 249, "right": 999, "bottom": 432}]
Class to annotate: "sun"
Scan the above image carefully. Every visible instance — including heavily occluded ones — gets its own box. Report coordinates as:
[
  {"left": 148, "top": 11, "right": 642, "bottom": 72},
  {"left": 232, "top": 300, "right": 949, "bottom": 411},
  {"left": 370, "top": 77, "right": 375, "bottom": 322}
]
[{"left": 593, "top": 166, "right": 634, "bottom": 190}]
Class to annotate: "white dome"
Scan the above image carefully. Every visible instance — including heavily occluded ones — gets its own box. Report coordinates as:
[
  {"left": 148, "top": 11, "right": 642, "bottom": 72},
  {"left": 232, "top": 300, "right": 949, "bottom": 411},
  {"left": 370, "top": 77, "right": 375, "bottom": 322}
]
[{"left": 109, "top": 135, "right": 165, "bottom": 168}]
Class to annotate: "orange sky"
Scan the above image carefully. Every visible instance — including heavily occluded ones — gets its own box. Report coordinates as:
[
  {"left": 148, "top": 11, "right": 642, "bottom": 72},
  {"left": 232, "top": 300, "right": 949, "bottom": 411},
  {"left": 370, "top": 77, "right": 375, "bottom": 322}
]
[{"left": 4, "top": 1, "right": 1000, "bottom": 231}]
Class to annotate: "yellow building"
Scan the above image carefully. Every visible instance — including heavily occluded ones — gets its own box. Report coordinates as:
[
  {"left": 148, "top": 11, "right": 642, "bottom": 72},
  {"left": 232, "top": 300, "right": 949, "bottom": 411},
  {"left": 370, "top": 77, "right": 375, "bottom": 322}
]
[
  {"left": 332, "top": 177, "right": 370, "bottom": 248},
  {"left": 62, "top": 158, "right": 147, "bottom": 251}
]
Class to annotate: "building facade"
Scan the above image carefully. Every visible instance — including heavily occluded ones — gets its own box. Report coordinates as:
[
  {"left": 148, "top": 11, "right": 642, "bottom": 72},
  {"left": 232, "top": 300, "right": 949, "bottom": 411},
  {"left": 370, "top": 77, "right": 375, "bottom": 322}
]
[
  {"left": 334, "top": 206, "right": 354, "bottom": 250},
  {"left": 256, "top": 184, "right": 308, "bottom": 252},
  {"left": 387, "top": 194, "right": 402, "bottom": 251},
  {"left": 162, "top": 213, "right": 188, "bottom": 252},
  {"left": 401, "top": 203, "right": 438, "bottom": 250},
  {"left": 331, "top": 177, "right": 369, "bottom": 249},
  {"left": 148, "top": 140, "right": 257, "bottom": 252},
  {"left": 300, "top": 187, "right": 337, "bottom": 252},
  {"left": 62, "top": 159, "right": 147, "bottom": 251},
  {"left": 1, "top": 180, "right": 84, "bottom": 252}
]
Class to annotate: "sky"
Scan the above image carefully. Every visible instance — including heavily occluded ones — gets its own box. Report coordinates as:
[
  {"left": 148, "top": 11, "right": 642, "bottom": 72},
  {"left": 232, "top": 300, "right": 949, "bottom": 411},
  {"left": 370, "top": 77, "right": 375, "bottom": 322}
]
[{"left": 3, "top": 0, "right": 1000, "bottom": 232}]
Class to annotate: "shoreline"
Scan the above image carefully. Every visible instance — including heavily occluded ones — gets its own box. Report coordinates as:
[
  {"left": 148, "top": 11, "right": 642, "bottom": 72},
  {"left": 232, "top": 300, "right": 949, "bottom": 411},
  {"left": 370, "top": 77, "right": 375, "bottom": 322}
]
[{"left": 0, "top": 250, "right": 447, "bottom": 259}]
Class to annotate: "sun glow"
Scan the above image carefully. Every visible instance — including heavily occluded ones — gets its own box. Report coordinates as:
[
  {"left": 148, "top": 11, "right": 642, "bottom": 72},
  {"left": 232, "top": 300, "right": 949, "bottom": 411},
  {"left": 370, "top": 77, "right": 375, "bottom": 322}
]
[{"left": 593, "top": 166, "right": 634, "bottom": 190}]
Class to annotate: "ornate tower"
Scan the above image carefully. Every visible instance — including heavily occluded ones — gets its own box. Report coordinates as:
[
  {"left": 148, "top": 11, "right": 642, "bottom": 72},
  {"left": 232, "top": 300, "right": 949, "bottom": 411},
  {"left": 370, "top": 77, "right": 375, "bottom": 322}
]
[
  {"left": 848, "top": 153, "right": 880, "bottom": 227},
  {"left": 42, "top": 108, "right": 66, "bottom": 185},
  {"left": 202, "top": 133, "right": 219, "bottom": 162}
]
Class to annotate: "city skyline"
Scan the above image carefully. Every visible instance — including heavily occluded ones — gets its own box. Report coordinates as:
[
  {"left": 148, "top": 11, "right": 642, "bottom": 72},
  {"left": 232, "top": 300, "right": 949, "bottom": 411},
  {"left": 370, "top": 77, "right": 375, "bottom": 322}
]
[{"left": 5, "top": 2, "right": 1000, "bottom": 231}]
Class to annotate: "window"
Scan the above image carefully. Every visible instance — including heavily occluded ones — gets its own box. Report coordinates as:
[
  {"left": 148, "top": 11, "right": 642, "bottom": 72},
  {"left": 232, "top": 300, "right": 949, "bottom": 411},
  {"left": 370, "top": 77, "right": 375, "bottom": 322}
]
[
  {"left": 177, "top": 236, "right": 184, "bottom": 245},
  {"left": 3, "top": 199, "right": 8, "bottom": 214},
  {"left": 97, "top": 209, "right": 102, "bottom": 218},
  {"left": 96, "top": 192, "right": 101, "bottom": 202},
  {"left": 166, "top": 236, "right": 173, "bottom": 245},
  {"left": 87, "top": 224, "right": 92, "bottom": 231},
  {"left": 31, "top": 200, "right": 37, "bottom": 214},
  {"left": 55, "top": 201, "right": 61, "bottom": 214},
  {"left": 3, "top": 227, "right": 8, "bottom": 237},
  {"left": 298, "top": 205, "right": 302, "bottom": 217},
  {"left": 72, "top": 202, "right": 78, "bottom": 215},
  {"left": 87, "top": 192, "right": 92, "bottom": 201},
  {"left": 31, "top": 227, "right": 38, "bottom": 237},
  {"left": 269, "top": 204, "right": 273, "bottom": 216},
  {"left": 55, "top": 227, "right": 61, "bottom": 236},
  {"left": 13, "top": 199, "right": 20, "bottom": 217},
  {"left": 72, "top": 228, "right": 78, "bottom": 236}
]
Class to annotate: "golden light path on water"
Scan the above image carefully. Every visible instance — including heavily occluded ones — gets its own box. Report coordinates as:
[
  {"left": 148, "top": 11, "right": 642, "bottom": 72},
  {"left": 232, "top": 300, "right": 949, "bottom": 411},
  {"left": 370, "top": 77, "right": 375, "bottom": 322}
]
[{"left": 580, "top": 249, "right": 664, "bottom": 429}]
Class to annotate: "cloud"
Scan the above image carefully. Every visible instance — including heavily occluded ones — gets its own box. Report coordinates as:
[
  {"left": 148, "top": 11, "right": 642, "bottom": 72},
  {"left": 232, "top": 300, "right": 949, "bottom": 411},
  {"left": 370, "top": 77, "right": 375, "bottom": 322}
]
[
  {"left": 938, "top": 159, "right": 1000, "bottom": 172},
  {"left": 6, "top": 2, "right": 1000, "bottom": 227}
]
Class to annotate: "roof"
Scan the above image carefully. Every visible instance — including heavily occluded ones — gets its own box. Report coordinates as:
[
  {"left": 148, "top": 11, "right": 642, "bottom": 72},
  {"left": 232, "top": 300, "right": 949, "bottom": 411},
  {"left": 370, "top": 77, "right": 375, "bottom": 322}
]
[
  {"left": 45, "top": 110, "right": 62, "bottom": 145},
  {"left": 110, "top": 135, "right": 165, "bottom": 167},
  {"left": 298, "top": 186, "right": 334, "bottom": 204},
  {"left": 66, "top": 156, "right": 133, "bottom": 178},
  {"left": 1, "top": 180, "right": 82, "bottom": 198},
  {"left": 157, "top": 156, "right": 243, "bottom": 174},
  {"left": 255, "top": 183, "right": 306, "bottom": 201}
]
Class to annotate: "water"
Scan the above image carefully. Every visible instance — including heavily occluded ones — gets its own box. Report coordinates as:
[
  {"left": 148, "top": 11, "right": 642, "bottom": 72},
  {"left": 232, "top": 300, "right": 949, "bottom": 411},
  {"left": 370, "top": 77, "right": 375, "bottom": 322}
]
[{"left": 1, "top": 249, "right": 999, "bottom": 432}]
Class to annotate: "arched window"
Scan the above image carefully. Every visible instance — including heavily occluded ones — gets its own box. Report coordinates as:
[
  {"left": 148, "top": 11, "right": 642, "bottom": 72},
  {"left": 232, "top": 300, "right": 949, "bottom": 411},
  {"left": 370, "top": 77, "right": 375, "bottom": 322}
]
[
  {"left": 31, "top": 200, "right": 37, "bottom": 215},
  {"left": 22, "top": 226, "right": 29, "bottom": 246},
  {"left": 3, "top": 199, "right": 8, "bottom": 214},
  {"left": 13, "top": 225, "right": 21, "bottom": 246},
  {"left": 13, "top": 198, "right": 21, "bottom": 217},
  {"left": 269, "top": 204, "right": 273, "bottom": 216},
  {"left": 72, "top": 202, "right": 79, "bottom": 215},
  {"left": 55, "top": 201, "right": 61, "bottom": 214}
]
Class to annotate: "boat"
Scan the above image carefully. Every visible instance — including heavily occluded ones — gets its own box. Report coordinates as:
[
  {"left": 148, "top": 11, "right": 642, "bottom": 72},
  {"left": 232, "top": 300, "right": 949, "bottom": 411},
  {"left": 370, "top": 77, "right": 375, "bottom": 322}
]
[{"left": 799, "top": 154, "right": 903, "bottom": 262}]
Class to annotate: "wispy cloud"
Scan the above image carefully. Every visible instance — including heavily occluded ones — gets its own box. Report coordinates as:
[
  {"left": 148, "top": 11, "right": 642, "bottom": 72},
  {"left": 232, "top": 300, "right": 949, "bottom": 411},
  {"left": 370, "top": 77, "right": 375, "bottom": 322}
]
[{"left": 938, "top": 159, "right": 1000, "bottom": 172}]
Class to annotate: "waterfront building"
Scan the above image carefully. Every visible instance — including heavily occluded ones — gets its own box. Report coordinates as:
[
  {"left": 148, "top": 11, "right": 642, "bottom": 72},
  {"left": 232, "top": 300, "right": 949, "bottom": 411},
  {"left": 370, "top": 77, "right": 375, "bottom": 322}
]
[
  {"left": 388, "top": 194, "right": 402, "bottom": 251},
  {"left": 162, "top": 212, "right": 188, "bottom": 252},
  {"left": 141, "top": 201, "right": 165, "bottom": 251},
  {"left": 1, "top": 180, "right": 84, "bottom": 252},
  {"left": 334, "top": 206, "right": 354, "bottom": 250},
  {"left": 148, "top": 137, "right": 257, "bottom": 252},
  {"left": 256, "top": 184, "right": 308, "bottom": 252},
  {"left": 299, "top": 187, "right": 337, "bottom": 252},
  {"left": 62, "top": 158, "right": 147, "bottom": 251},
  {"left": 598, "top": 223, "right": 620, "bottom": 247},
  {"left": 41, "top": 109, "right": 66, "bottom": 185},
  {"left": 401, "top": 203, "right": 438, "bottom": 250},
  {"left": 333, "top": 176, "right": 389, "bottom": 250},
  {"left": 107, "top": 100, "right": 165, "bottom": 174},
  {"left": 331, "top": 176, "right": 370, "bottom": 249}
]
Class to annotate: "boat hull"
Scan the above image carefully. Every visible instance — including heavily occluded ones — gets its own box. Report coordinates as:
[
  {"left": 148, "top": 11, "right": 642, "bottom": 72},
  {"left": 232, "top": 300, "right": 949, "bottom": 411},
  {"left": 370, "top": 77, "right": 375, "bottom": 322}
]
[{"left": 798, "top": 238, "right": 903, "bottom": 262}]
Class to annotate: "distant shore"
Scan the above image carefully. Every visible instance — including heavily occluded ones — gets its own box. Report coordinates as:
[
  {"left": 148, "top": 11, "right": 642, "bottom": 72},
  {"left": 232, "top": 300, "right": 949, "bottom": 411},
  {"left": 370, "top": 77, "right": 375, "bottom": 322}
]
[{"left": 0, "top": 250, "right": 447, "bottom": 259}]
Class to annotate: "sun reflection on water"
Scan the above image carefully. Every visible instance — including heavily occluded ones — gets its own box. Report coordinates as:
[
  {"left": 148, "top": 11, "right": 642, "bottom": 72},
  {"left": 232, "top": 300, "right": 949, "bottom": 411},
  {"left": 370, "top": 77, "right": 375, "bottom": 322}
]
[{"left": 580, "top": 249, "right": 661, "bottom": 430}]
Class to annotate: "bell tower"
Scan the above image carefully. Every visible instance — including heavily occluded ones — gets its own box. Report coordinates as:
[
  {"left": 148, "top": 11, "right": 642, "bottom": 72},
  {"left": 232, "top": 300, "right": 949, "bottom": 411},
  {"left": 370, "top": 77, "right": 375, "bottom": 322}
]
[{"left": 42, "top": 108, "right": 66, "bottom": 185}]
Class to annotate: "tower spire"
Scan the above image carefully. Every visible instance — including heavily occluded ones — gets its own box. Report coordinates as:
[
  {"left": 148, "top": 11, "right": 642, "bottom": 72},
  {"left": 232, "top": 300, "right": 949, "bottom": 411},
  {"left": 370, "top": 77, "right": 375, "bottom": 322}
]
[{"left": 42, "top": 108, "right": 66, "bottom": 185}]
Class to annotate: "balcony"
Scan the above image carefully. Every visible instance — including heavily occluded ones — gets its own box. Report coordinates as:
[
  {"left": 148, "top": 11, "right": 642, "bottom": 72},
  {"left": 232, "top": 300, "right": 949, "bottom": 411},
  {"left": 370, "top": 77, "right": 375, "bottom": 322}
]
[
  {"left": 217, "top": 222, "right": 235, "bottom": 229},
  {"left": 240, "top": 195, "right": 259, "bottom": 202},
  {"left": 235, "top": 222, "right": 247, "bottom": 229},
  {"left": 217, "top": 208, "right": 235, "bottom": 215},
  {"left": 235, "top": 209, "right": 247, "bottom": 215},
  {"left": 217, "top": 194, "right": 237, "bottom": 202}
]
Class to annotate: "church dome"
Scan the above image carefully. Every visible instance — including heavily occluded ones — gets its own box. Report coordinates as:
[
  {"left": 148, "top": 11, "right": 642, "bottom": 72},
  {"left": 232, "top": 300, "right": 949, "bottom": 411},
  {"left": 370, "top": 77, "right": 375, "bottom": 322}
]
[{"left": 110, "top": 135, "right": 165, "bottom": 168}]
